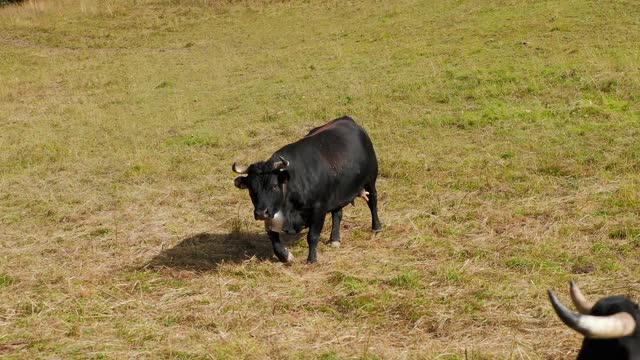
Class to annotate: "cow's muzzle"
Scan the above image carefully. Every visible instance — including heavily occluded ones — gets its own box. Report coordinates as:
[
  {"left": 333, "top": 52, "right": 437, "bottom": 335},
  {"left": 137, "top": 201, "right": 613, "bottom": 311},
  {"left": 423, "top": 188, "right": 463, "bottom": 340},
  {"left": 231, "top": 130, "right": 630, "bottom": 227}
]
[{"left": 254, "top": 208, "right": 272, "bottom": 221}]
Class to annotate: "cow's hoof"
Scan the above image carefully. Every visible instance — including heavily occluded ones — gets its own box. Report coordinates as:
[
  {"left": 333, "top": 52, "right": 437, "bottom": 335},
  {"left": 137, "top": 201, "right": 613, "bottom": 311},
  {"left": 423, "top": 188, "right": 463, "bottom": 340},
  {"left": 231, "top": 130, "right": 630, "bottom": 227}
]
[
  {"left": 286, "top": 252, "right": 294, "bottom": 262},
  {"left": 372, "top": 227, "right": 382, "bottom": 234},
  {"left": 329, "top": 241, "right": 340, "bottom": 248}
]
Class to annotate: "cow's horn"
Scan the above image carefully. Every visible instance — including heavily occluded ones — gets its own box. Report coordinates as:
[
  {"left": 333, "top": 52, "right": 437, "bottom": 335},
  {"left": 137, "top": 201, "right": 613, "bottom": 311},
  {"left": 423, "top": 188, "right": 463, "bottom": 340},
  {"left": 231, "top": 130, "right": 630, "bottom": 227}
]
[
  {"left": 232, "top": 163, "right": 249, "bottom": 174},
  {"left": 548, "top": 290, "right": 636, "bottom": 339},
  {"left": 273, "top": 156, "right": 289, "bottom": 170},
  {"left": 570, "top": 281, "right": 593, "bottom": 314}
]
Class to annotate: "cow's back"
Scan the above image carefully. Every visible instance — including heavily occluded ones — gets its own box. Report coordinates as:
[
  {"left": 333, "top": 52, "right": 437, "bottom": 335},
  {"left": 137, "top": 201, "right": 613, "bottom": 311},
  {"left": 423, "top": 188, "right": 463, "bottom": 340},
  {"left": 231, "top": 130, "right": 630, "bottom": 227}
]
[{"left": 273, "top": 117, "right": 378, "bottom": 212}]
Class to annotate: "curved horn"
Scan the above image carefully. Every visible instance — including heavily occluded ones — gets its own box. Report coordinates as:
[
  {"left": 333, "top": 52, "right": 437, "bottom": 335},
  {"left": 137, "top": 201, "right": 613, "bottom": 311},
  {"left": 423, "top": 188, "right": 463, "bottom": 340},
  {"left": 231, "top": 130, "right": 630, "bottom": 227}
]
[
  {"left": 570, "top": 281, "right": 593, "bottom": 314},
  {"left": 272, "top": 155, "right": 290, "bottom": 170},
  {"left": 232, "top": 163, "right": 249, "bottom": 174},
  {"left": 548, "top": 290, "right": 636, "bottom": 339}
]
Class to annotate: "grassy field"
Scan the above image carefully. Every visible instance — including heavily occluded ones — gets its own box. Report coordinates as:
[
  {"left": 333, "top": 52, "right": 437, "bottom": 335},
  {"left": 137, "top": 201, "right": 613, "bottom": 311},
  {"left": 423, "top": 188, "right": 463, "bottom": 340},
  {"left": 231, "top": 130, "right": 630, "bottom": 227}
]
[{"left": 1, "top": 0, "right": 639, "bottom": 358}]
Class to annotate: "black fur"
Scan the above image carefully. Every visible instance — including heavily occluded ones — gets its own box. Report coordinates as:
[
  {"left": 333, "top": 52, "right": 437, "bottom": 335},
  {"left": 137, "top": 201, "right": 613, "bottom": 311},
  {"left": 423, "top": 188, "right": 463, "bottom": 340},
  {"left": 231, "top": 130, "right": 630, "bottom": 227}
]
[
  {"left": 234, "top": 116, "right": 381, "bottom": 263},
  {"left": 577, "top": 296, "right": 640, "bottom": 360}
]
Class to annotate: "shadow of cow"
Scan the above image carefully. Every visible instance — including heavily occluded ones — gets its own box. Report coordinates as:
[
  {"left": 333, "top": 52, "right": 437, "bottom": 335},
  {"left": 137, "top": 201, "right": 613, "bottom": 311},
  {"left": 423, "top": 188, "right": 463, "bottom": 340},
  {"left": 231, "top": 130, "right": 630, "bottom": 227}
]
[{"left": 146, "top": 231, "right": 276, "bottom": 271}]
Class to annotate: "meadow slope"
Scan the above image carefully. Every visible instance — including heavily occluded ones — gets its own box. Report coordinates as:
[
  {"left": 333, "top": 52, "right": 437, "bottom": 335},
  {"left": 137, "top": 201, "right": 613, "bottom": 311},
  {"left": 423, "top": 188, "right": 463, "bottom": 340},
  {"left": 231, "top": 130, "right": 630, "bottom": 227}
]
[{"left": 1, "top": 0, "right": 639, "bottom": 358}]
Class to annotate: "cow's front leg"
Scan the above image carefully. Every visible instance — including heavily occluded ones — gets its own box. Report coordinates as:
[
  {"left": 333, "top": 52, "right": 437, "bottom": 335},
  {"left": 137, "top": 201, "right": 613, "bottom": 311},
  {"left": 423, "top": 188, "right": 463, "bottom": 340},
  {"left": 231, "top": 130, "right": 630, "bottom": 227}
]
[
  {"left": 268, "top": 230, "right": 293, "bottom": 263},
  {"left": 329, "top": 208, "right": 342, "bottom": 248},
  {"left": 306, "top": 212, "right": 326, "bottom": 263}
]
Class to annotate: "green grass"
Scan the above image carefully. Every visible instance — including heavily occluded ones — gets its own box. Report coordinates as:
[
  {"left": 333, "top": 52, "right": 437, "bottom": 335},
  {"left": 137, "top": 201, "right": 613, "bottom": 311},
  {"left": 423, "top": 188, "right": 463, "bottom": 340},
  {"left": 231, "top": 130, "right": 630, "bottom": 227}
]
[
  {"left": 389, "top": 270, "right": 422, "bottom": 289},
  {"left": 0, "top": 274, "right": 16, "bottom": 288},
  {"left": 1, "top": 0, "right": 640, "bottom": 358}
]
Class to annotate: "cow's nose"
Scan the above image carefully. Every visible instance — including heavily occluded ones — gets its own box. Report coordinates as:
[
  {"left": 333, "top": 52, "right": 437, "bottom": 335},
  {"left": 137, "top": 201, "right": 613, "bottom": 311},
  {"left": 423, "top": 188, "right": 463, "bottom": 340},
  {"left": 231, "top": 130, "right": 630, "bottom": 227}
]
[{"left": 254, "top": 209, "right": 268, "bottom": 220}]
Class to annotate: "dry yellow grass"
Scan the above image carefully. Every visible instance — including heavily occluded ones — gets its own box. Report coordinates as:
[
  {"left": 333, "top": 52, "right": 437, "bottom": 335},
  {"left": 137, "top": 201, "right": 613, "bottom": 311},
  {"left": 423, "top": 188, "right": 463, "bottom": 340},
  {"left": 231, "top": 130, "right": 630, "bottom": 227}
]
[{"left": 1, "top": 0, "right": 639, "bottom": 358}]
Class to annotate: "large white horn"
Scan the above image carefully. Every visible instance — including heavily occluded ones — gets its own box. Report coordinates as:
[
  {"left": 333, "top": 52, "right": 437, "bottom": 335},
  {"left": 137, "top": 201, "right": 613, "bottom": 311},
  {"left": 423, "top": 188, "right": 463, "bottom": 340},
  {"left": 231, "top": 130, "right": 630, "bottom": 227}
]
[
  {"left": 548, "top": 290, "right": 636, "bottom": 339},
  {"left": 570, "top": 281, "right": 593, "bottom": 315},
  {"left": 232, "top": 163, "right": 249, "bottom": 174},
  {"left": 272, "top": 155, "right": 289, "bottom": 170}
]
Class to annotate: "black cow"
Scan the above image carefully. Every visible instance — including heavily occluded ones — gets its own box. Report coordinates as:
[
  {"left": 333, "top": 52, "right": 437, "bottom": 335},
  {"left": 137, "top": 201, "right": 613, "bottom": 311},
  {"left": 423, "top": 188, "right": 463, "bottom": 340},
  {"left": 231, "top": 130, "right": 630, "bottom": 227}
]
[
  {"left": 232, "top": 116, "right": 381, "bottom": 263},
  {"left": 548, "top": 281, "right": 639, "bottom": 360}
]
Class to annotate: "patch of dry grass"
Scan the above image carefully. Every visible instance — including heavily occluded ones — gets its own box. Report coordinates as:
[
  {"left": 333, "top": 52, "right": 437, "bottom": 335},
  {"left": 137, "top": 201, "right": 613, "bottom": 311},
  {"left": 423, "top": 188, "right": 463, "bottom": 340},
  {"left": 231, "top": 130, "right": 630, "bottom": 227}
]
[{"left": 1, "top": 0, "right": 639, "bottom": 358}]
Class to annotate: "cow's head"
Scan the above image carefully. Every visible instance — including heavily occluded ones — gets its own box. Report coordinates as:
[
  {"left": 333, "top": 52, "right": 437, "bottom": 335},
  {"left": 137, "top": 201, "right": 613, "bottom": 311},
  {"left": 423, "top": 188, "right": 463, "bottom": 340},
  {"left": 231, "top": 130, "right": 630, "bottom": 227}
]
[
  {"left": 232, "top": 156, "right": 289, "bottom": 221},
  {"left": 548, "top": 281, "right": 639, "bottom": 359}
]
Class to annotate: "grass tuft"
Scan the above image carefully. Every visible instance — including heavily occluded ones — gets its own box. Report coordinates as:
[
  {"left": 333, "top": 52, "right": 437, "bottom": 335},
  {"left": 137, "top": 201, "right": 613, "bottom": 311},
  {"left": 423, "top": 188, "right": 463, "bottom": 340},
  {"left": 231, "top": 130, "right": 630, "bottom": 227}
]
[
  {"left": 0, "top": 274, "right": 16, "bottom": 288},
  {"left": 388, "top": 270, "right": 422, "bottom": 290}
]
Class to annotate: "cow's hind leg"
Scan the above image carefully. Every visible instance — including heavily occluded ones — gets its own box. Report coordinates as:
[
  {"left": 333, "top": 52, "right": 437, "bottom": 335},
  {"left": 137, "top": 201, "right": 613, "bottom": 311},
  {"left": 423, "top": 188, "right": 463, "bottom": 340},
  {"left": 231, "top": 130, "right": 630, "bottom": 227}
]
[
  {"left": 364, "top": 182, "right": 382, "bottom": 233},
  {"left": 329, "top": 208, "right": 342, "bottom": 247},
  {"left": 268, "top": 230, "right": 293, "bottom": 262}
]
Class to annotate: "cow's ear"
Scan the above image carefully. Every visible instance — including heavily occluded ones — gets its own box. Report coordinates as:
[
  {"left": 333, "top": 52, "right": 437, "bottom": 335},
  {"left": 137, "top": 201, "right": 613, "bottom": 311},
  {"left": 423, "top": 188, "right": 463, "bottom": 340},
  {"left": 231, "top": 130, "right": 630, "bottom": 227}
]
[
  {"left": 277, "top": 171, "right": 289, "bottom": 184},
  {"left": 234, "top": 176, "right": 248, "bottom": 189}
]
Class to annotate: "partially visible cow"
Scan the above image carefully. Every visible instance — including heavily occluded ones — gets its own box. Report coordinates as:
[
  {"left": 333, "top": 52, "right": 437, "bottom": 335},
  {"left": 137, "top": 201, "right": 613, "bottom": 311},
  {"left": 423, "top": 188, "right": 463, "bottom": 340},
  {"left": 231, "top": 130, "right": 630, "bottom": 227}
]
[
  {"left": 232, "top": 116, "right": 381, "bottom": 263},
  {"left": 548, "top": 281, "right": 639, "bottom": 360}
]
